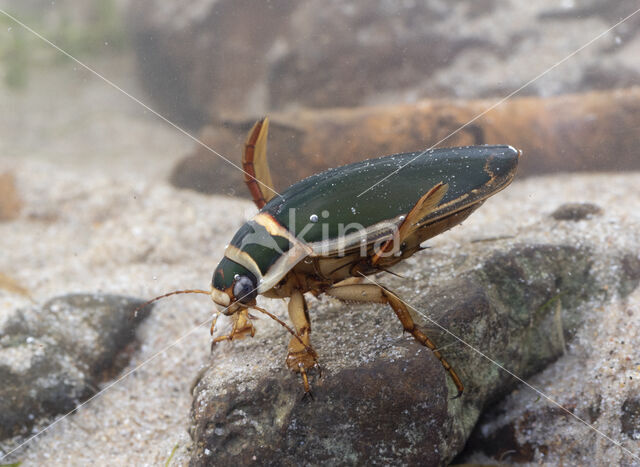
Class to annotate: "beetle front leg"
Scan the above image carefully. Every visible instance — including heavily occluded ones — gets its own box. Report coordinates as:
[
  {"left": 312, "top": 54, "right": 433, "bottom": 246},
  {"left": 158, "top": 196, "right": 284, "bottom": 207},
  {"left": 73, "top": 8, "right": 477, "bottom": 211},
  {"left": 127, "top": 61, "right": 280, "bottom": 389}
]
[
  {"left": 325, "top": 283, "right": 464, "bottom": 397},
  {"left": 286, "top": 290, "right": 319, "bottom": 395},
  {"left": 212, "top": 308, "right": 256, "bottom": 344}
]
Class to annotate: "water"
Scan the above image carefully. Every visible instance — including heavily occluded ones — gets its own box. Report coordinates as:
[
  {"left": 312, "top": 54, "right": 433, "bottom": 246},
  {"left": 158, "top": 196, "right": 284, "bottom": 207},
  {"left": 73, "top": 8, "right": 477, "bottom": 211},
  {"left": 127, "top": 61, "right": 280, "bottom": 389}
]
[{"left": 1, "top": 1, "right": 639, "bottom": 465}]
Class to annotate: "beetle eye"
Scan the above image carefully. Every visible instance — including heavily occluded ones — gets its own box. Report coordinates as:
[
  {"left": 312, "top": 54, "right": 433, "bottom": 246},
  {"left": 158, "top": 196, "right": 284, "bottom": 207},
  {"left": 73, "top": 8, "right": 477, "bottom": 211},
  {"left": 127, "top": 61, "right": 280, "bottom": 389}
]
[{"left": 233, "top": 275, "right": 257, "bottom": 303}]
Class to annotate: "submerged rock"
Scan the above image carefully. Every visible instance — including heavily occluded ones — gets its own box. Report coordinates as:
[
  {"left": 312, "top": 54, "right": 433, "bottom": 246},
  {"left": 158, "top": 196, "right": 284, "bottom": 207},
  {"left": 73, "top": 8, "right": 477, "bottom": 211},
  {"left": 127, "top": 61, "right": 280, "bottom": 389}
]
[
  {"left": 187, "top": 236, "right": 638, "bottom": 464},
  {"left": 551, "top": 202, "right": 602, "bottom": 221},
  {"left": 621, "top": 397, "right": 640, "bottom": 440},
  {"left": 0, "top": 294, "right": 151, "bottom": 441}
]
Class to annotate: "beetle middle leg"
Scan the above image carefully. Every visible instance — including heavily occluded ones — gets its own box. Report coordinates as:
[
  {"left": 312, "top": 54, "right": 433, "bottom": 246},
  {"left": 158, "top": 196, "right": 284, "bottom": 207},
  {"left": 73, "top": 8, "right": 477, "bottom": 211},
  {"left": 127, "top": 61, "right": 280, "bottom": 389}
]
[
  {"left": 325, "top": 283, "right": 464, "bottom": 397},
  {"left": 286, "top": 289, "right": 319, "bottom": 395}
]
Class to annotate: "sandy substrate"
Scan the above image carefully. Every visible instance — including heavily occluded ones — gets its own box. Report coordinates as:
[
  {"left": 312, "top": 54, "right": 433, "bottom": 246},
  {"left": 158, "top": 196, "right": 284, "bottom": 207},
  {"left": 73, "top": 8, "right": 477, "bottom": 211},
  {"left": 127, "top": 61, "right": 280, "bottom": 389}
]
[{"left": 1, "top": 155, "right": 639, "bottom": 464}]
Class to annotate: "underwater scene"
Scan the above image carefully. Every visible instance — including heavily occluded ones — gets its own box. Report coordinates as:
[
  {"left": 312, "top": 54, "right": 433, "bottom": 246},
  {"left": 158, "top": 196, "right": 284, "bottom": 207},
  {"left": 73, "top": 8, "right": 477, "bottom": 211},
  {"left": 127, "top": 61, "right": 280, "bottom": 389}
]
[{"left": 1, "top": 1, "right": 639, "bottom": 465}]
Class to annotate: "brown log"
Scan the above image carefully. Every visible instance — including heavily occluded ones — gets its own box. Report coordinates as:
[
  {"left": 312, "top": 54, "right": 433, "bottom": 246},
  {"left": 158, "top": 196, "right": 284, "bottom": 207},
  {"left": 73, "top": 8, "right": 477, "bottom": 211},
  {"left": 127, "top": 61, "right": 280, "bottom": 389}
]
[{"left": 170, "top": 88, "right": 640, "bottom": 196}]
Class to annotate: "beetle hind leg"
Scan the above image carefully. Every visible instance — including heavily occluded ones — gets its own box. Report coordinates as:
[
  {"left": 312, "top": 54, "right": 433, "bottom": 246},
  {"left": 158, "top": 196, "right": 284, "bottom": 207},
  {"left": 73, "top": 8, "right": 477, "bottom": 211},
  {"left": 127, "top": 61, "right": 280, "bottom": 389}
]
[
  {"left": 325, "top": 283, "right": 464, "bottom": 398},
  {"left": 286, "top": 290, "right": 319, "bottom": 395},
  {"left": 243, "top": 118, "right": 277, "bottom": 209}
]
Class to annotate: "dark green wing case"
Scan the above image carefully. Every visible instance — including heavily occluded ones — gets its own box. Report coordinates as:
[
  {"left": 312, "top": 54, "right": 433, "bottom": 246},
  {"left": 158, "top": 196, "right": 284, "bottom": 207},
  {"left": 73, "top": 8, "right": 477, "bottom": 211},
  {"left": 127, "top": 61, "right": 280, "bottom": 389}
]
[{"left": 262, "top": 145, "right": 519, "bottom": 243}]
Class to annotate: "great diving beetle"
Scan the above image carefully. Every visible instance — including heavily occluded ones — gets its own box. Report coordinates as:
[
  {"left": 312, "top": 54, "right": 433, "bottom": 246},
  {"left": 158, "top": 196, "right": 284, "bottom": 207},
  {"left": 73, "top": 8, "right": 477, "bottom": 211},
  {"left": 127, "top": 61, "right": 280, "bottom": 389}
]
[{"left": 206, "top": 117, "right": 521, "bottom": 397}]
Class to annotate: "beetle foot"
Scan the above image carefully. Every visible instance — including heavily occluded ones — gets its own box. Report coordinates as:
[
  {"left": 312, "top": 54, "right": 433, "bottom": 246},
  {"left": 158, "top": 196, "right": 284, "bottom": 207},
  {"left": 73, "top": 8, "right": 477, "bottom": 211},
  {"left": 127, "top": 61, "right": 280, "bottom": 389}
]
[
  {"left": 211, "top": 310, "right": 256, "bottom": 349},
  {"left": 286, "top": 347, "right": 320, "bottom": 394},
  {"left": 301, "top": 388, "right": 314, "bottom": 402},
  {"left": 451, "top": 387, "right": 464, "bottom": 400},
  {"left": 286, "top": 347, "right": 318, "bottom": 372},
  {"left": 211, "top": 323, "right": 255, "bottom": 344}
]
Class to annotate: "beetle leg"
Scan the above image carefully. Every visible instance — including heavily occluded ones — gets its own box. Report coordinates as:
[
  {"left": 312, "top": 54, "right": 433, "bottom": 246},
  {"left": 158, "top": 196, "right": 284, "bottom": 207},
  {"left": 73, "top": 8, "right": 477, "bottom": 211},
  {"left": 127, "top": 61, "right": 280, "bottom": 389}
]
[
  {"left": 371, "top": 183, "right": 449, "bottom": 266},
  {"left": 243, "top": 118, "right": 277, "bottom": 209},
  {"left": 211, "top": 308, "right": 256, "bottom": 344},
  {"left": 286, "top": 290, "right": 319, "bottom": 394},
  {"left": 331, "top": 276, "right": 365, "bottom": 287},
  {"left": 325, "top": 283, "right": 463, "bottom": 397}
]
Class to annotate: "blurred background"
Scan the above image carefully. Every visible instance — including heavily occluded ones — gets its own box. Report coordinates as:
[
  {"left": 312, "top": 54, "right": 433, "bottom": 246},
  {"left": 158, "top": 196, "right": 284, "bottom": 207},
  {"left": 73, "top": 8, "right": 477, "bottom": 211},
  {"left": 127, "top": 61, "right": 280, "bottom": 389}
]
[{"left": 1, "top": 0, "right": 639, "bottom": 198}]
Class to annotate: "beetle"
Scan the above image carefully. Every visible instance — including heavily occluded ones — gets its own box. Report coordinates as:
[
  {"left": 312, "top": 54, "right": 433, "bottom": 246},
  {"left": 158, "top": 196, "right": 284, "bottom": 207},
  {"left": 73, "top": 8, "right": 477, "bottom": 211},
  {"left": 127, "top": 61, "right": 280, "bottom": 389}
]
[{"left": 206, "top": 117, "right": 520, "bottom": 397}]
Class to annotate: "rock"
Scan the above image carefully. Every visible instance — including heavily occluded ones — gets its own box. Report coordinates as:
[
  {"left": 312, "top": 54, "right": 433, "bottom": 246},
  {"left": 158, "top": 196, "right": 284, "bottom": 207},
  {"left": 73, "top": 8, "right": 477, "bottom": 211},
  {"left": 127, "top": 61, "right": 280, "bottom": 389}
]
[
  {"left": 128, "top": 0, "right": 640, "bottom": 125},
  {"left": 551, "top": 202, "right": 602, "bottom": 221},
  {"left": 0, "top": 172, "right": 22, "bottom": 222},
  {"left": 455, "top": 267, "right": 640, "bottom": 462},
  {"left": 458, "top": 405, "right": 559, "bottom": 462},
  {"left": 0, "top": 294, "right": 151, "bottom": 441},
  {"left": 621, "top": 397, "right": 640, "bottom": 440},
  {"left": 171, "top": 89, "right": 640, "bottom": 196},
  {"left": 460, "top": 387, "right": 640, "bottom": 463},
  {"left": 187, "top": 236, "right": 638, "bottom": 464},
  {"left": 190, "top": 345, "right": 447, "bottom": 466},
  {"left": 620, "top": 253, "right": 640, "bottom": 297}
]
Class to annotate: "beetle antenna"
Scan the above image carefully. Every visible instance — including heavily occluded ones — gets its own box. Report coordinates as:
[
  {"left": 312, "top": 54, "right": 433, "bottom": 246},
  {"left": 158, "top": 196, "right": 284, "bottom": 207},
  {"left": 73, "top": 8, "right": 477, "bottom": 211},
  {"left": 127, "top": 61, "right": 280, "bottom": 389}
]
[{"left": 131, "top": 289, "right": 210, "bottom": 319}]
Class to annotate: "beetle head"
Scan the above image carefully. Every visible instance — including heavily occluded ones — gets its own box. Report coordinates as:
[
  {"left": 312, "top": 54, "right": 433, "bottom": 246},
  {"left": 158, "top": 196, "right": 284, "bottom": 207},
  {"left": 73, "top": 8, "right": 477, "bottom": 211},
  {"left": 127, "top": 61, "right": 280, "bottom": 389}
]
[{"left": 211, "top": 257, "right": 258, "bottom": 314}]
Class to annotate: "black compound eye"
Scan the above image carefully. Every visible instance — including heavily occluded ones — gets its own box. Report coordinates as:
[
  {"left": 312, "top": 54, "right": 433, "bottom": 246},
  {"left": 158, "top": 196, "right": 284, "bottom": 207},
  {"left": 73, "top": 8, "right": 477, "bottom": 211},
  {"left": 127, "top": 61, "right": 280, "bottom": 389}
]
[{"left": 233, "top": 275, "right": 257, "bottom": 303}]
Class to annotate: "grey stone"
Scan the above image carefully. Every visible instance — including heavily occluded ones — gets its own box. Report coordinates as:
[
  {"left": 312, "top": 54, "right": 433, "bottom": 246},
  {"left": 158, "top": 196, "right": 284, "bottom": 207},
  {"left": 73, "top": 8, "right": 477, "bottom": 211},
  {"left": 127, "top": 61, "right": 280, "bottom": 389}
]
[
  {"left": 0, "top": 294, "right": 151, "bottom": 440},
  {"left": 551, "top": 202, "right": 602, "bottom": 221},
  {"left": 187, "top": 239, "right": 637, "bottom": 465},
  {"left": 621, "top": 397, "right": 640, "bottom": 440}
]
